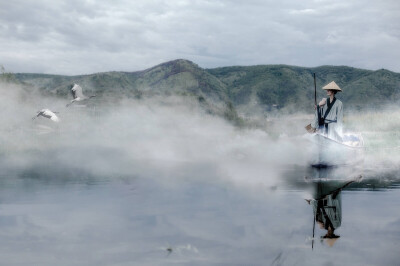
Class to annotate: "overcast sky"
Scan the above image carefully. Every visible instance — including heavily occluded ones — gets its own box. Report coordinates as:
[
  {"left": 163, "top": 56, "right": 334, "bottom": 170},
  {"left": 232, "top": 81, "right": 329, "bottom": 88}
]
[{"left": 0, "top": 0, "right": 399, "bottom": 75}]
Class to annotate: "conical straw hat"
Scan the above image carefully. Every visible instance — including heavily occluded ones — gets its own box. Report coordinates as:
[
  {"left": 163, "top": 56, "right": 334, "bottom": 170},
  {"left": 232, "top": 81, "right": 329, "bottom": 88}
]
[{"left": 322, "top": 81, "right": 342, "bottom": 91}]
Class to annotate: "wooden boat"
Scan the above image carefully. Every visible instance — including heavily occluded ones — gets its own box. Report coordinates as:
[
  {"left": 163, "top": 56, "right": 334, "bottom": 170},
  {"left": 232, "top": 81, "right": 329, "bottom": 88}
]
[{"left": 308, "top": 132, "right": 364, "bottom": 168}]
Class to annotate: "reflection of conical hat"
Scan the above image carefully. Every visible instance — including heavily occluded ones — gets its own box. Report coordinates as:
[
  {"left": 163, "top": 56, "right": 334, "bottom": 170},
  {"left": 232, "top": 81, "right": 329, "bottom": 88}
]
[{"left": 322, "top": 81, "right": 342, "bottom": 91}]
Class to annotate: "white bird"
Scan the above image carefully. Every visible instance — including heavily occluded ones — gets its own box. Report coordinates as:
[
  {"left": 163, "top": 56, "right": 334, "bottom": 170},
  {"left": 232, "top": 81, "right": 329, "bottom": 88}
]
[
  {"left": 32, "top": 109, "right": 60, "bottom": 122},
  {"left": 66, "top": 84, "right": 96, "bottom": 107}
]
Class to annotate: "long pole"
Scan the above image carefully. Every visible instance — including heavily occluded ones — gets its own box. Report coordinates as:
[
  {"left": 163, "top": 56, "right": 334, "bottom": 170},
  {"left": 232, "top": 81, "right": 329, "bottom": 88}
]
[
  {"left": 313, "top": 73, "right": 317, "bottom": 107},
  {"left": 312, "top": 181, "right": 322, "bottom": 250},
  {"left": 312, "top": 213, "right": 315, "bottom": 250},
  {"left": 313, "top": 73, "right": 321, "bottom": 166}
]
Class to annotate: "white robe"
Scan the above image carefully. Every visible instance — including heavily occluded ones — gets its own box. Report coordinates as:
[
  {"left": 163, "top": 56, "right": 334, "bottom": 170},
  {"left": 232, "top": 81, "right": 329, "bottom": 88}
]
[{"left": 312, "top": 97, "right": 343, "bottom": 141}]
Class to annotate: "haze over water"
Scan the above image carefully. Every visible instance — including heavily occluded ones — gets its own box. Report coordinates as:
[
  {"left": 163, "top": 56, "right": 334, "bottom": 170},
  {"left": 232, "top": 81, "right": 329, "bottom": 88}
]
[{"left": 0, "top": 84, "right": 399, "bottom": 265}]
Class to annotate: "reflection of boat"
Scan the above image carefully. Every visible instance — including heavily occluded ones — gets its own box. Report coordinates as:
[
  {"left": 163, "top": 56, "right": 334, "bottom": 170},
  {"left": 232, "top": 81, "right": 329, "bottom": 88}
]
[
  {"left": 304, "top": 165, "right": 363, "bottom": 182},
  {"left": 307, "top": 132, "right": 364, "bottom": 168},
  {"left": 281, "top": 164, "right": 364, "bottom": 194}
]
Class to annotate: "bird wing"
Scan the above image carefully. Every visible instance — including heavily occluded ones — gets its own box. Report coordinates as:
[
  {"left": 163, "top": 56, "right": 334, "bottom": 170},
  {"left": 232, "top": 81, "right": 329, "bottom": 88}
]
[
  {"left": 71, "top": 84, "right": 85, "bottom": 99},
  {"left": 41, "top": 109, "right": 60, "bottom": 122},
  {"left": 50, "top": 115, "right": 60, "bottom": 122}
]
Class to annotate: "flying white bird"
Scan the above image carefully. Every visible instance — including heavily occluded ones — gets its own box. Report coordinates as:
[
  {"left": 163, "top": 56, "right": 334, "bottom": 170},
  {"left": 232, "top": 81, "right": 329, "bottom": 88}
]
[
  {"left": 66, "top": 84, "right": 96, "bottom": 107},
  {"left": 32, "top": 109, "right": 60, "bottom": 122}
]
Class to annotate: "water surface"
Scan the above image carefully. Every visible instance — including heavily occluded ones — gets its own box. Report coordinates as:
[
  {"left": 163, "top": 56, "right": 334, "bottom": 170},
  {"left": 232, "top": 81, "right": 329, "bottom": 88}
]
[{"left": 0, "top": 165, "right": 399, "bottom": 266}]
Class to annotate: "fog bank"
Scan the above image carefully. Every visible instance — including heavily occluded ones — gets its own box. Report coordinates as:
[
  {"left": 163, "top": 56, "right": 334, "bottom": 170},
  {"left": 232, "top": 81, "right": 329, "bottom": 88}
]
[{"left": 1, "top": 82, "right": 399, "bottom": 189}]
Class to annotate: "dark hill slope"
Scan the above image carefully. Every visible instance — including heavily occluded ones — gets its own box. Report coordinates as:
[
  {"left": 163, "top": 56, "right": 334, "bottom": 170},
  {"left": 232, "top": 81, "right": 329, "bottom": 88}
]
[
  {"left": 207, "top": 65, "right": 400, "bottom": 111},
  {"left": 12, "top": 60, "right": 241, "bottom": 124},
  {"left": 14, "top": 59, "right": 228, "bottom": 102},
  {"left": 10, "top": 60, "right": 400, "bottom": 113}
]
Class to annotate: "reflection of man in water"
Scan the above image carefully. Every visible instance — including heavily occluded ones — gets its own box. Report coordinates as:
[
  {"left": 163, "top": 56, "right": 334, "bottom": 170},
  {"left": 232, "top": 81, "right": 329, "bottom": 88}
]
[
  {"left": 306, "top": 178, "right": 359, "bottom": 246},
  {"left": 314, "top": 187, "right": 341, "bottom": 244}
]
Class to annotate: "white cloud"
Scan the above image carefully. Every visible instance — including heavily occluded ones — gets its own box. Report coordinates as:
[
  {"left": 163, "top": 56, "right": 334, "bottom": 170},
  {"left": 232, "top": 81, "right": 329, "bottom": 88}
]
[
  {"left": 289, "top": 9, "right": 317, "bottom": 15},
  {"left": 0, "top": 0, "right": 399, "bottom": 74}
]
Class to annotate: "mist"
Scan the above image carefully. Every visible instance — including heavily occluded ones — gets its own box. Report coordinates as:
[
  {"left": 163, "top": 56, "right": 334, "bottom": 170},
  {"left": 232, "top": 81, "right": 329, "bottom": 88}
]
[
  {"left": 1, "top": 82, "right": 400, "bottom": 265},
  {"left": 0, "top": 82, "right": 314, "bottom": 192},
  {"left": 1, "top": 81, "right": 399, "bottom": 192}
]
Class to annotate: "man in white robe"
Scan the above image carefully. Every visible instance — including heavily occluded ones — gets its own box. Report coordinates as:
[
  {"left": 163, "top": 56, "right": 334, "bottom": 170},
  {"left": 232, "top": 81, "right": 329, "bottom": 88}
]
[{"left": 311, "top": 81, "right": 343, "bottom": 142}]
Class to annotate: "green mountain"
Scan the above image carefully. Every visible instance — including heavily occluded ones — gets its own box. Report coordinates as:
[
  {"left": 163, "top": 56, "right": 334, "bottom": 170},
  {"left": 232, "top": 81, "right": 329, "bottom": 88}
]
[
  {"left": 208, "top": 64, "right": 400, "bottom": 112},
  {"left": 6, "top": 59, "right": 400, "bottom": 115},
  {"left": 12, "top": 60, "right": 227, "bottom": 100}
]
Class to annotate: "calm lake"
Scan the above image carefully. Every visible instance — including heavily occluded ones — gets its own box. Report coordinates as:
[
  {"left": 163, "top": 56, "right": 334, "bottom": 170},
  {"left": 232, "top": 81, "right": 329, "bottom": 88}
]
[
  {"left": 0, "top": 162, "right": 399, "bottom": 266},
  {"left": 1, "top": 102, "right": 399, "bottom": 265}
]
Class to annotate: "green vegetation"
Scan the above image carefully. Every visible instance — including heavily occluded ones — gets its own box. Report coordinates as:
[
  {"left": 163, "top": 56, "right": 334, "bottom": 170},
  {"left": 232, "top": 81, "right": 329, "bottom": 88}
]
[
  {"left": 208, "top": 65, "right": 400, "bottom": 112},
  {"left": 0, "top": 65, "right": 17, "bottom": 83},
  {"left": 9, "top": 59, "right": 400, "bottom": 122}
]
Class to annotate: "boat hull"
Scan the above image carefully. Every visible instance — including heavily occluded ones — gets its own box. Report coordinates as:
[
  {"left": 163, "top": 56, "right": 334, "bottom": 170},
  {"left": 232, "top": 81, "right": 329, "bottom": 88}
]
[{"left": 309, "top": 133, "right": 364, "bottom": 168}]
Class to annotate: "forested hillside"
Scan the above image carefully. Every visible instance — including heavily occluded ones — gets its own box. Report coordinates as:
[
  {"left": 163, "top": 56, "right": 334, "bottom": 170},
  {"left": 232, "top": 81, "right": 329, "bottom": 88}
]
[{"left": 6, "top": 59, "right": 400, "bottom": 115}]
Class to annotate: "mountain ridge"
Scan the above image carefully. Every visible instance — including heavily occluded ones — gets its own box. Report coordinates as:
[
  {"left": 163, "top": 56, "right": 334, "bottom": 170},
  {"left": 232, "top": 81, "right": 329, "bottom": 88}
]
[{"left": 5, "top": 59, "right": 400, "bottom": 114}]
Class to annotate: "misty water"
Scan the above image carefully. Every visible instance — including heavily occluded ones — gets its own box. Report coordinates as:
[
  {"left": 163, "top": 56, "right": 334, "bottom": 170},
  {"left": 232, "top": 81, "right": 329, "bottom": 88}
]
[
  {"left": 1, "top": 160, "right": 399, "bottom": 265},
  {"left": 1, "top": 88, "right": 400, "bottom": 265}
]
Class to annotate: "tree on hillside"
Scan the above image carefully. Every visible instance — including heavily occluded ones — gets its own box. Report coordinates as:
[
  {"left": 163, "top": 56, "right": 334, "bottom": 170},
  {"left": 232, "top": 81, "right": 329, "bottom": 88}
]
[{"left": 0, "top": 65, "right": 17, "bottom": 83}]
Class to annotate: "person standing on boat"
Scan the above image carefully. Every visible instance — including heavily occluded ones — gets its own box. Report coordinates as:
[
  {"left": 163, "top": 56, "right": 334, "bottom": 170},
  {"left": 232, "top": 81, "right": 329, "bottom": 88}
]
[{"left": 311, "top": 81, "right": 343, "bottom": 142}]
